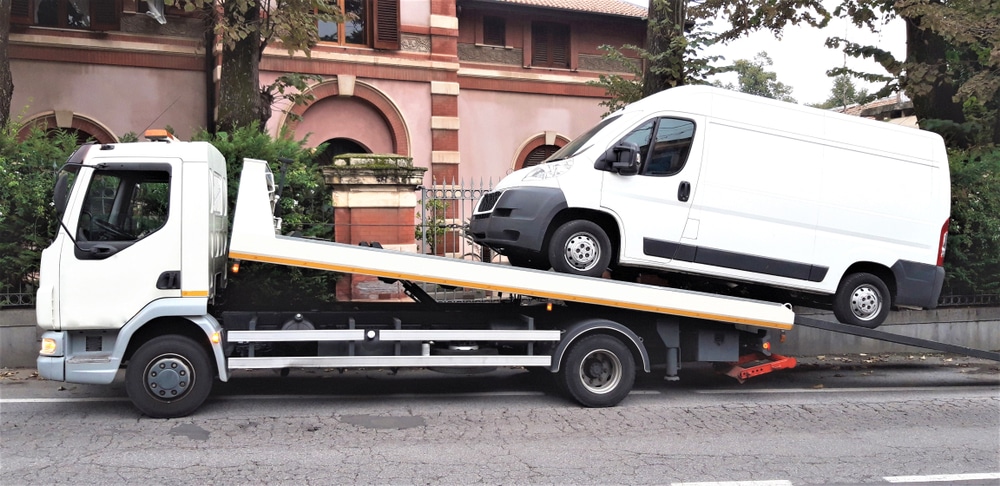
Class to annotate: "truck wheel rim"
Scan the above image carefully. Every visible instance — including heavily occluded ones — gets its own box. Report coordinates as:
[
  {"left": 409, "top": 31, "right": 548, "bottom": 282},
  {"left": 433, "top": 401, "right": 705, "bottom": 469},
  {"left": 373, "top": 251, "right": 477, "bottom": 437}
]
[
  {"left": 144, "top": 354, "right": 194, "bottom": 401},
  {"left": 850, "top": 285, "right": 882, "bottom": 321},
  {"left": 579, "top": 349, "right": 622, "bottom": 394},
  {"left": 563, "top": 232, "right": 600, "bottom": 271}
]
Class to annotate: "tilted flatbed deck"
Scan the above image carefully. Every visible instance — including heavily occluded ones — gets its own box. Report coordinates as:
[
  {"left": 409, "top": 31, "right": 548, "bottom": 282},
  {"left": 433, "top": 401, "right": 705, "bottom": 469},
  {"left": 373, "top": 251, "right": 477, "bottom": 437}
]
[{"left": 228, "top": 159, "right": 796, "bottom": 331}]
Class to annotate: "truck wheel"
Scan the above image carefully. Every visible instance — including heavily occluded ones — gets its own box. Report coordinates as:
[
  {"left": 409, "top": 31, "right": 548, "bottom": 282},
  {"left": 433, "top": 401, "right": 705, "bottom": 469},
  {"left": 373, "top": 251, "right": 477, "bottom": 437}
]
[
  {"left": 560, "top": 334, "right": 635, "bottom": 407},
  {"left": 833, "top": 272, "right": 890, "bottom": 329},
  {"left": 125, "top": 335, "right": 213, "bottom": 418},
  {"left": 548, "top": 220, "right": 612, "bottom": 277}
]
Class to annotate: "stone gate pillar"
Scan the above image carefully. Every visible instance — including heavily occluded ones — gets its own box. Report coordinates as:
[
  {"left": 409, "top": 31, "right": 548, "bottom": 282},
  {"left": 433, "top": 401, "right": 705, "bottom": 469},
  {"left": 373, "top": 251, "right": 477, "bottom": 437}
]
[{"left": 322, "top": 155, "right": 427, "bottom": 301}]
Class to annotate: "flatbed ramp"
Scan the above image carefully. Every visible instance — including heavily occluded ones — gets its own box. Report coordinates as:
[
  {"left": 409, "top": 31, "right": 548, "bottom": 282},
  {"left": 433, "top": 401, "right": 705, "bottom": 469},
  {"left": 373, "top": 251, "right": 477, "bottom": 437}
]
[
  {"left": 795, "top": 315, "right": 1000, "bottom": 361},
  {"left": 228, "top": 159, "right": 795, "bottom": 331}
]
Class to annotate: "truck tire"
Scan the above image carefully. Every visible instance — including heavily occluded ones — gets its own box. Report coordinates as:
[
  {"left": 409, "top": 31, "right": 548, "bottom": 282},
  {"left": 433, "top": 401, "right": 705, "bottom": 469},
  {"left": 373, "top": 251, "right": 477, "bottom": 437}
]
[
  {"left": 833, "top": 272, "right": 890, "bottom": 329},
  {"left": 125, "top": 335, "right": 213, "bottom": 418},
  {"left": 560, "top": 334, "right": 635, "bottom": 407},
  {"left": 548, "top": 220, "right": 612, "bottom": 277}
]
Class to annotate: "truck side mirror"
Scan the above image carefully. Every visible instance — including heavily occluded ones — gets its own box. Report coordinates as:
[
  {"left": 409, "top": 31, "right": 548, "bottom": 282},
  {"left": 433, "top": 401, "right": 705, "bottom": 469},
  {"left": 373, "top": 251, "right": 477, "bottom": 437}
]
[
  {"left": 594, "top": 142, "right": 640, "bottom": 176},
  {"left": 53, "top": 172, "right": 71, "bottom": 218}
]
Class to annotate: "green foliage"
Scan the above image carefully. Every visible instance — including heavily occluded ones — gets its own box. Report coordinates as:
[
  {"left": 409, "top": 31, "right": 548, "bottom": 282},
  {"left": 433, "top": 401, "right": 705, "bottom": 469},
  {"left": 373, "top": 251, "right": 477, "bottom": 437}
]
[
  {"left": 192, "top": 123, "right": 338, "bottom": 309},
  {"left": 0, "top": 122, "right": 78, "bottom": 296},
  {"left": 261, "top": 73, "right": 325, "bottom": 124},
  {"left": 811, "top": 74, "right": 871, "bottom": 109},
  {"left": 829, "top": 0, "right": 999, "bottom": 146},
  {"left": 943, "top": 147, "right": 1000, "bottom": 295},
  {"left": 713, "top": 51, "right": 797, "bottom": 102}
]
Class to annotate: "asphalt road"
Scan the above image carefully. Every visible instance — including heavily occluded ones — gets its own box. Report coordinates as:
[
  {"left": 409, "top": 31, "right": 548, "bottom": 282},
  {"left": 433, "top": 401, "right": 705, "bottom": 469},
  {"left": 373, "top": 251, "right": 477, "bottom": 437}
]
[{"left": 1, "top": 354, "right": 998, "bottom": 485}]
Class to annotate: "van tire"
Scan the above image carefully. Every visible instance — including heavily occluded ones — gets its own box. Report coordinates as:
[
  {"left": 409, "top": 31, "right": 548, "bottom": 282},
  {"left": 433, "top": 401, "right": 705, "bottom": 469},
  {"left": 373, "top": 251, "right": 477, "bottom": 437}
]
[
  {"left": 125, "top": 335, "right": 213, "bottom": 418},
  {"left": 833, "top": 272, "right": 890, "bottom": 328},
  {"left": 548, "top": 220, "right": 612, "bottom": 277}
]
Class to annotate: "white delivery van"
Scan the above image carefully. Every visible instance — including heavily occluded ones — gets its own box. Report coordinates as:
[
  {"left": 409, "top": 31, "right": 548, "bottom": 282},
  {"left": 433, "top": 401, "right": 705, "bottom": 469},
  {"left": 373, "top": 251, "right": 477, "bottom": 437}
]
[{"left": 470, "top": 85, "right": 950, "bottom": 328}]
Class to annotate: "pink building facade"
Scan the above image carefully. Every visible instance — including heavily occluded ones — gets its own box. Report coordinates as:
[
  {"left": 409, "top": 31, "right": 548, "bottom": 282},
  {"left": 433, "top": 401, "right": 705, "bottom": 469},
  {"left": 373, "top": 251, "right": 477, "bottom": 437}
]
[{"left": 9, "top": 0, "right": 646, "bottom": 183}]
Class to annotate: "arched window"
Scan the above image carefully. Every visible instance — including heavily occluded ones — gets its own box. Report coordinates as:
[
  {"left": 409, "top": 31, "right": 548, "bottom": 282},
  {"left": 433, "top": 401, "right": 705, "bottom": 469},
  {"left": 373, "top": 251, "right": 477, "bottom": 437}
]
[
  {"left": 513, "top": 132, "right": 569, "bottom": 171},
  {"left": 315, "top": 138, "right": 370, "bottom": 165},
  {"left": 523, "top": 145, "right": 560, "bottom": 168}
]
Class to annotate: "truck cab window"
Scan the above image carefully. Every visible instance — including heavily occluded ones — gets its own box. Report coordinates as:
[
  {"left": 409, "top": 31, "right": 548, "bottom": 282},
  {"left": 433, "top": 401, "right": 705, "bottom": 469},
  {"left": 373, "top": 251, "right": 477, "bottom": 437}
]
[{"left": 77, "top": 170, "right": 170, "bottom": 242}]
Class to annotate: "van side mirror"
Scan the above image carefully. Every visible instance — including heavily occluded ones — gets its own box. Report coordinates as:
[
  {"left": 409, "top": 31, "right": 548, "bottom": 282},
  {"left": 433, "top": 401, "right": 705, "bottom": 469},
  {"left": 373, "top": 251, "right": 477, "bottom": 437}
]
[{"left": 594, "top": 142, "right": 640, "bottom": 175}]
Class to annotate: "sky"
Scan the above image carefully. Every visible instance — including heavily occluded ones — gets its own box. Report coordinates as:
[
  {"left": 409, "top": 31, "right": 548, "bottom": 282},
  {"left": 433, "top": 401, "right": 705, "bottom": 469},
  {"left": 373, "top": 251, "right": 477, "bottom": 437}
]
[{"left": 622, "top": 0, "right": 906, "bottom": 105}]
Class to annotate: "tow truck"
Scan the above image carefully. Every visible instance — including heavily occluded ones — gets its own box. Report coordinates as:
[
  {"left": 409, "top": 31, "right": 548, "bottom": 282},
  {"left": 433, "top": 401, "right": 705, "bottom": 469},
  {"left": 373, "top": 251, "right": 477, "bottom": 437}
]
[{"left": 33, "top": 135, "right": 995, "bottom": 418}]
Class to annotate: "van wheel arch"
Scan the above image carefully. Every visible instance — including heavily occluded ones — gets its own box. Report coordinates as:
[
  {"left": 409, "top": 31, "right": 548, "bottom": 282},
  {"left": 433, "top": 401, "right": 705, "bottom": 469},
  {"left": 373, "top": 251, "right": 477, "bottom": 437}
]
[
  {"left": 833, "top": 265, "right": 895, "bottom": 328},
  {"left": 543, "top": 210, "right": 622, "bottom": 270}
]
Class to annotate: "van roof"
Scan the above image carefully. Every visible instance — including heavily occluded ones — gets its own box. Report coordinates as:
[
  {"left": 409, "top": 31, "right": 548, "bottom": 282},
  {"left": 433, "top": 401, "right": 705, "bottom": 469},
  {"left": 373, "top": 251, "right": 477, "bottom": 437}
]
[{"left": 624, "top": 85, "right": 945, "bottom": 165}]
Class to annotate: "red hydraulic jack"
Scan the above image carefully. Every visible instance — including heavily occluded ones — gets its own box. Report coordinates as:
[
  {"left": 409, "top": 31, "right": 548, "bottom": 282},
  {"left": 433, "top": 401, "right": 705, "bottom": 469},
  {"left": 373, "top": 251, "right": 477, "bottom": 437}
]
[{"left": 722, "top": 352, "right": 797, "bottom": 383}]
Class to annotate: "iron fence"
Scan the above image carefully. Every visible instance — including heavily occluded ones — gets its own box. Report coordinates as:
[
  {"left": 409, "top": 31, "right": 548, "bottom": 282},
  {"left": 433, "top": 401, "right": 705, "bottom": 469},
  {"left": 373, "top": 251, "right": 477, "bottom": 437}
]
[{"left": 0, "top": 282, "right": 35, "bottom": 308}]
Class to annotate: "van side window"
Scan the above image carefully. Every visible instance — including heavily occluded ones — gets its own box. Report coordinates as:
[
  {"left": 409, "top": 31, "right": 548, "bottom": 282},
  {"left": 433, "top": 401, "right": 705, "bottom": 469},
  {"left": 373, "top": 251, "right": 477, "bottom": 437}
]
[{"left": 644, "top": 118, "right": 695, "bottom": 176}]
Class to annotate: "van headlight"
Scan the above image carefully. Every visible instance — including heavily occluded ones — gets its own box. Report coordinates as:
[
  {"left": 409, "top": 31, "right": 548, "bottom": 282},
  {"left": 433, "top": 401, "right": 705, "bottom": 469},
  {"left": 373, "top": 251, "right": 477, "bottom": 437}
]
[{"left": 523, "top": 160, "right": 573, "bottom": 181}]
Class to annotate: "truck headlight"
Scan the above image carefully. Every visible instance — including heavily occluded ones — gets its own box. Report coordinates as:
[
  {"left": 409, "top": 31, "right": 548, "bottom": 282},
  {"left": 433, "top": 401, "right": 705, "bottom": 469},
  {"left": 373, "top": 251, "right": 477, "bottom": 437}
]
[
  {"left": 40, "top": 337, "right": 58, "bottom": 356},
  {"left": 523, "top": 160, "right": 573, "bottom": 181}
]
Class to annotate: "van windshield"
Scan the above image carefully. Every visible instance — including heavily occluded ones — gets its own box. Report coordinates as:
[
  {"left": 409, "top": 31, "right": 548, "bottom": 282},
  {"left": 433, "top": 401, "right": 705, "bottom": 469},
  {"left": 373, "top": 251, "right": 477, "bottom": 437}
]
[{"left": 545, "top": 115, "right": 622, "bottom": 162}]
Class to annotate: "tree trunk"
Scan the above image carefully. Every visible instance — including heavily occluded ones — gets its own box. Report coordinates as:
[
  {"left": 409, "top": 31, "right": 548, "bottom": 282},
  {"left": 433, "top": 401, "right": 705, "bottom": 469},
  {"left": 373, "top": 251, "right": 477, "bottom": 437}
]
[
  {"left": 903, "top": 14, "right": 968, "bottom": 146},
  {"left": 641, "top": 0, "right": 686, "bottom": 98},
  {"left": 0, "top": 0, "right": 14, "bottom": 127},
  {"left": 216, "top": 0, "right": 262, "bottom": 133}
]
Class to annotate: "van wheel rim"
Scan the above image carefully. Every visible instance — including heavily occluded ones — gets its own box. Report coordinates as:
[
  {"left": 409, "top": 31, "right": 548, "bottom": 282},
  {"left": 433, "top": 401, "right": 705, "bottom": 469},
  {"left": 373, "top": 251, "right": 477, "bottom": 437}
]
[
  {"left": 579, "top": 349, "right": 622, "bottom": 394},
  {"left": 850, "top": 285, "right": 882, "bottom": 321},
  {"left": 563, "top": 232, "right": 600, "bottom": 271}
]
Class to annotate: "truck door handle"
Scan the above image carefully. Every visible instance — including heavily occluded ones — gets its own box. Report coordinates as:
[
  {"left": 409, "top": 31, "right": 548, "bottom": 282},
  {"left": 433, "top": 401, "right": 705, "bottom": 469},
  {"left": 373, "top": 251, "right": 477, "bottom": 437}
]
[{"left": 678, "top": 181, "right": 691, "bottom": 202}]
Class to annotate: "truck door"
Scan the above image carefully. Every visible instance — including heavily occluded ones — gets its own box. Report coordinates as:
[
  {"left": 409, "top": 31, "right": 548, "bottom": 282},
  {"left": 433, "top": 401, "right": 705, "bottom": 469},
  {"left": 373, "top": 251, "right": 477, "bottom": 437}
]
[
  {"left": 600, "top": 116, "right": 704, "bottom": 265},
  {"left": 57, "top": 163, "right": 181, "bottom": 330}
]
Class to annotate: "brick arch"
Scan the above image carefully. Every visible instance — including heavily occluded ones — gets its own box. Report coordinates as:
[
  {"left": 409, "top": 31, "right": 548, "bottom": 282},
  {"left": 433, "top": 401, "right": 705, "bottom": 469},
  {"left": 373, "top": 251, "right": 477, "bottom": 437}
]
[
  {"left": 283, "top": 79, "right": 410, "bottom": 156},
  {"left": 18, "top": 111, "right": 117, "bottom": 144},
  {"left": 512, "top": 132, "right": 570, "bottom": 171}
]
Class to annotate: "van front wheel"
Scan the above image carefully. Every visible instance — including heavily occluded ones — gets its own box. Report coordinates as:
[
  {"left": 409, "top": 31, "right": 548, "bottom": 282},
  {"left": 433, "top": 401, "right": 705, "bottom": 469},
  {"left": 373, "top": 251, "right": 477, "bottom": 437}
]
[
  {"left": 548, "top": 220, "right": 612, "bottom": 277},
  {"left": 833, "top": 272, "right": 890, "bottom": 328}
]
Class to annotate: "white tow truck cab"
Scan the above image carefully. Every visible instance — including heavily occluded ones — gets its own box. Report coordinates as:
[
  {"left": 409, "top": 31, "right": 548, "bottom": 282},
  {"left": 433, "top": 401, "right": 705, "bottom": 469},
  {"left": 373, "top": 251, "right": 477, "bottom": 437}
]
[
  {"left": 470, "top": 85, "right": 951, "bottom": 329},
  {"left": 37, "top": 131, "right": 804, "bottom": 418}
]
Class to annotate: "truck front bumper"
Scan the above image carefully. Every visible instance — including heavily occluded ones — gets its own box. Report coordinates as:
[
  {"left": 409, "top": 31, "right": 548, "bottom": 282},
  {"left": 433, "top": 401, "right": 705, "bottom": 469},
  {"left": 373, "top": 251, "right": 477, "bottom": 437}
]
[{"left": 37, "top": 331, "right": 120, "bottom": 384}]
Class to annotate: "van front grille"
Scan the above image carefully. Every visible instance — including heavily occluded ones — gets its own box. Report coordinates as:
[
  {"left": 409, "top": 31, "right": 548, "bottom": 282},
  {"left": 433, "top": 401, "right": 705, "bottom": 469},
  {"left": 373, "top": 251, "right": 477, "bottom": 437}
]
[{"left": 477, "top": 191, "right": 502, "bottom": 212}]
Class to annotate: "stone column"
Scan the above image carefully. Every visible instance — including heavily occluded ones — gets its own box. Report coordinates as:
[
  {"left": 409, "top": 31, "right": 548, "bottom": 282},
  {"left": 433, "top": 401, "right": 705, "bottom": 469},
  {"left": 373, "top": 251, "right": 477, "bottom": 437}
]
[{"left": 322, "top": 155, "right": 427, "bottom": 301}]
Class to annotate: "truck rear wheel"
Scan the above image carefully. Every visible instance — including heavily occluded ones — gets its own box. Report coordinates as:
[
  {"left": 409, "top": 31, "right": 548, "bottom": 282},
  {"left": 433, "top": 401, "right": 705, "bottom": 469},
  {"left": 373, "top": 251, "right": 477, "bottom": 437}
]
[
  {"left": 833, "top": 272, "right": 890, "bottom": 329},
  {"left": 125, "top": 335, "right": 213, "bottom": 418},
  {"left": 548, "top": 220, "right": 612, "bottom": 277},
  {"left": 560, "top": 334, "right": 635, "bottom": 407}
]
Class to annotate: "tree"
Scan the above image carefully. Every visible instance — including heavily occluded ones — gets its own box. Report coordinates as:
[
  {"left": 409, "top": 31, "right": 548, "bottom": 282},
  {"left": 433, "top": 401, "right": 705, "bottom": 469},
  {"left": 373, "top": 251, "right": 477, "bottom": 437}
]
[
  {"left": 642, "top": 0, "right": 689, "bottom": 96},
  {"left": 715, "top": 51, "right": 797, "bottom": 102},
  {"left": 167, "top": 0, "right": 342, "bottom": 132},
  {"left": 827, "top": 0, "right": 999, "bottom": 147},
  {"left": 812, "top": 74, "right": 870, "bottom": 109},
  {"left": 0, "top": 123, "right": 78, "bottom": 296},
  {"left": 0, "top": 0, "right": 13, "bottom": 126}
]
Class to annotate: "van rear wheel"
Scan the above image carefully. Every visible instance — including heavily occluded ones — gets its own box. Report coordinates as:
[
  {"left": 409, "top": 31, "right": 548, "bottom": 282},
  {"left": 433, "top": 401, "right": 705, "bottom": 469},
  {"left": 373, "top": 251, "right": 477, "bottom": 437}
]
[
  {"left": 833, "top": 272, "right": 890, "bottom": 328},
  {"left": 548, "top": 220, "right": 612, "bottom": 277}
]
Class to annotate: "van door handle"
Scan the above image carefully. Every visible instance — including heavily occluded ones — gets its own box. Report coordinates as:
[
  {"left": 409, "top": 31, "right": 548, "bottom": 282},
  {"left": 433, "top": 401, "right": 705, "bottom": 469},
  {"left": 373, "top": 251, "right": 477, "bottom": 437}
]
[{"left": 678, "top": 181, "right": 691, "bottom": 202}]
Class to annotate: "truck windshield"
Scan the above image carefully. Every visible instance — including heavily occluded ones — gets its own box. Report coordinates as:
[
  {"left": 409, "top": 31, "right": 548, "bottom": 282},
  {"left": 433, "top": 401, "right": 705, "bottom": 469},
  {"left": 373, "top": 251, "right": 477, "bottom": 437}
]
[{"left": 545, "top": 114, "right": 622, "bottom": 162}]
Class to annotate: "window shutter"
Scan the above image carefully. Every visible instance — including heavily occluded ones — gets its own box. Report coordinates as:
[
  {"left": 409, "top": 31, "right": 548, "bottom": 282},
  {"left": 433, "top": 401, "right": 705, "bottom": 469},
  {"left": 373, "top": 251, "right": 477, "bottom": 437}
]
[
  {"left": 531, "top": 24, "right": 548, "bottom": 66},
  {"left": 483, "top": 16, "right": 505, "bottom": 46},
  {"left": 11, "top": 0, "right": 34, "bottom": 25},
  {"left": 551, "top": 24, "right": 569, "bottom": 67},
  {"left": 523, "top": 145, "right": 558, "bottom": 168},
  {"left": 372, "top": 0, "right": 399, "bottom": 50},
  {"left": 90, "top": 0, "right": 122, "bottom": 32}
]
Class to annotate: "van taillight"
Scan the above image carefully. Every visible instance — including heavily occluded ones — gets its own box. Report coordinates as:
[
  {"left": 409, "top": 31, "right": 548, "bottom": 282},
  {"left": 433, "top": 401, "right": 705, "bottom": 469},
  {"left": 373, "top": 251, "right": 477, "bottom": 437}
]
[{"left": 937, "top": 219, "right": 949, "bottom": 266}]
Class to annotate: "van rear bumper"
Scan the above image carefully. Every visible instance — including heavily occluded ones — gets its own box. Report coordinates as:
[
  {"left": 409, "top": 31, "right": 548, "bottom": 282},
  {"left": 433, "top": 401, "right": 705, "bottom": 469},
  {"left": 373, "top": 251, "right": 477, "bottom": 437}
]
[
  {"left": 469, "top": 187, "right": 567, "bottom": 253},
  {"left": 891, "top": 260, "right": 945, "bottom": 309}
]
